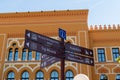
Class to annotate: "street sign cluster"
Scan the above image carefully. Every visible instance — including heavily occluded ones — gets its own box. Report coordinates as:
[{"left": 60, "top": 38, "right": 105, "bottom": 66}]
[{"left": 24, "top": 29, "right": 94, "bottom": 68}]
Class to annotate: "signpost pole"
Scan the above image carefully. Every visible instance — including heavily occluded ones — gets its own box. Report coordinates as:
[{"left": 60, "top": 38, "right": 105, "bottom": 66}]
[
  {"left": 59, "top": 28, "right": 66, "bottom": 80},
  {"left": 61, "top": 38, "right": 65, "bottom": 80}
]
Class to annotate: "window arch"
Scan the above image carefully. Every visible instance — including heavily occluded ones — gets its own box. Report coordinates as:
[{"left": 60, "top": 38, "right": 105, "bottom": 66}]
[
  {"left": 65, "top": 70, "right": 74, "bottom": 80},
  {"left": 8, "top": 48, "right": 13, "bottom": 61},
  {"left": 116, "top": 74, "right": 120, "bottom": 80},
  {"left": 36, "top": 71, "right": 44, "bottom": 80},
  {"left": 12, "top": 43, "right": 17, "bottom": 47},
  {"left": 21, "top": 71, "right": 29, "bottom": 80},
  {"left": 14, "top": 48, "right": 19, "bottom": 61},
  {"left": 7, "top": 71, "right": 15, "bottom": 80},
  {"left": 22, "top": 49, "right": 27, "bottom": 61},
  {"left": 100, "top": 74, "right": 108, "bottom": 80},
  {"left": 50, "top": 70, "right": 59, "bottom": 80}
]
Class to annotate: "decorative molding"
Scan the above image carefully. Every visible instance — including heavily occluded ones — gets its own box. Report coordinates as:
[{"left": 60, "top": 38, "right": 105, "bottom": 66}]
[
  {"left": 95, "top": 63, "right": 120, "bottom": 74},
  {"left": 78, "top": 31, "right": 88, "bottom": 75},
  {"left": 7, "top": 38, "right": 24, "bottom": 48},
  {"left": 96, "top": 65, "right": 110, "bottom": 74},
  {"left": 69, "top": 62, "right": 77, "bottom": 71},
  {"left": 95, "top": 62, "right": 120, "bottom": 65},
  {"left": 0, "top": 20, "right": 86, "bottom": 26},
  {"left": 98, "top": 67, "right": 110, "bottom": 73},
  {"left": 45, "top": 62, "right": 61, "bottom": 72},
  {"left": 89, "top": 24, "right": 120, "bottom": 31},
  {"left": 4, "top": 63, "right": 18, "bottom": 72},
  {"left": 78, "top": 31, "right": 88, "bottom": 47},
  {"left": 4, "top": 62, "right": 42, "bottom": 72},
  {"left": 112, "top": 65, "right": 120, "bottom": 73},
  {"left": 0, "top": 34, "right": 6, "bottom": 61},
  {"left": 0, "top": 10, "right": 88, "bottom": 18}
]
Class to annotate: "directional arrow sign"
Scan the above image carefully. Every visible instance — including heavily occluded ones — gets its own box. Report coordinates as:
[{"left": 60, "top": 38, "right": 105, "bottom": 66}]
[
  {"left": 65, "top": 43, "right": 93, "bottom": 57},
  {"left": 25, "top": 30, "right": 62, "bottom": 50},
  {"left": 24, "top": 39, "right": 64, "bottom": 59},
  {"left": 65, "top": 52, "right": 94, "bottom": 66},
  {"left": 41, "top": 54, "right": 60, "bottom": 68}
]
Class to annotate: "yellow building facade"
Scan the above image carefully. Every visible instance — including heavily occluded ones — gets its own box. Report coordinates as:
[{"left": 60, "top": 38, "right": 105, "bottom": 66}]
[{"left": 0, "top": 9, "right": 120, "bottom": 80}]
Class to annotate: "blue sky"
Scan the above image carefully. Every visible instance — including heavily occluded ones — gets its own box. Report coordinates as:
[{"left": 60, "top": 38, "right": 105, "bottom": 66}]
[{"left": 0, "top": 0, "right": 120, "bottom": 26}]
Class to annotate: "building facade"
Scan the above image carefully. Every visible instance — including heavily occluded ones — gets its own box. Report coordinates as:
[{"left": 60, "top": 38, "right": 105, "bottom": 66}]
[{"left": 0, "top": 9, "right": 120, "bottom": 80}]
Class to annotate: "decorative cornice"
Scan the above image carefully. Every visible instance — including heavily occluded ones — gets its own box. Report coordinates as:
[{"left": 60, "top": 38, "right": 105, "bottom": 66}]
[
  {"left": 0, "top": 9, "right": 88, "bottom": 18},
  {"left": 0, "top": 20, "right": 86, "bottom": 25},
  {"left": 89, "top": 24, "right": 120, "bottom": 31}
]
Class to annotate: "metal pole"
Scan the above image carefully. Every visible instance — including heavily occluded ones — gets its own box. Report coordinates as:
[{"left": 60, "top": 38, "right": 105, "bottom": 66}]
[{"left": 61, "top": 38, "right": 65, "bottom": 80}]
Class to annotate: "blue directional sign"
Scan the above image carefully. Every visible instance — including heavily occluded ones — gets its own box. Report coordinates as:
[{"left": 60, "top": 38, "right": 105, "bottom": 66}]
[{"left": 59, "top": 28, "right": 66, "bottom": 40}]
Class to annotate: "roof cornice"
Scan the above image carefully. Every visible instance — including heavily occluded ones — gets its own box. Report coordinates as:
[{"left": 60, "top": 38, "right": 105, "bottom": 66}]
[{"left": 0, "top": 9, "right": 88, "bottom": 18}]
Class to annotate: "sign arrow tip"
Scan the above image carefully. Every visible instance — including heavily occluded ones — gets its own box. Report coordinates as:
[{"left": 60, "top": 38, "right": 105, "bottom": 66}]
[
  {"left": 26, "top": 42, "right": 30, "bottom": 47},
  {"left": 27, "top": 33, "right": 30, "bottom": 37}
]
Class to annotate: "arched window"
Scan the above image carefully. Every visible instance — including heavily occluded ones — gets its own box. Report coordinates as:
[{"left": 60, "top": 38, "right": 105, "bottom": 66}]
[
  {"left": 116, "top": 74, "right": 120, "bottom": 80},
  {"left": 28, "top": 50, "right": 32, "bottom": 60},
  {"left": 8, "top": 48, "right": 13, "bottom": 61},
  {"left": 65, "top": 70, "right": 74, "bottom": 80},
  {"left": 22, "top": 49, "right": 27, "bottom": 61},
  {"left": 100, "top": 74, "right": 108, "bottom": 80},
  {"left": 7, "top": 71, "right": 15, "bottom": 80},
  {"left": 21, "top": 71, "right": 29, "bottom": 80},
  {"left": 35, "top": 52, "right": 41, "bottom": 60},
  {"left": 50, "top": 70, "right": 59, "bottom": 80},
  {"left": 36, "top": 71, "right": 44, "bottom": 80},
  {"left": 14, "top": 48, "right": 19, "bottom": 61}
]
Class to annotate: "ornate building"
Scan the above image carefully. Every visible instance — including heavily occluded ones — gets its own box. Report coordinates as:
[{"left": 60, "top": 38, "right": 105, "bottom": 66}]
[{"left": 0, "top": 9, "right": 120, "bottom": 80}]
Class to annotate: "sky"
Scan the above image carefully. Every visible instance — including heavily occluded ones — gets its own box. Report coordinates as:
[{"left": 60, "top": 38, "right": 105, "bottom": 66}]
[{"left": 0, "top": 0, "right": 120, "bottom": 26}]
